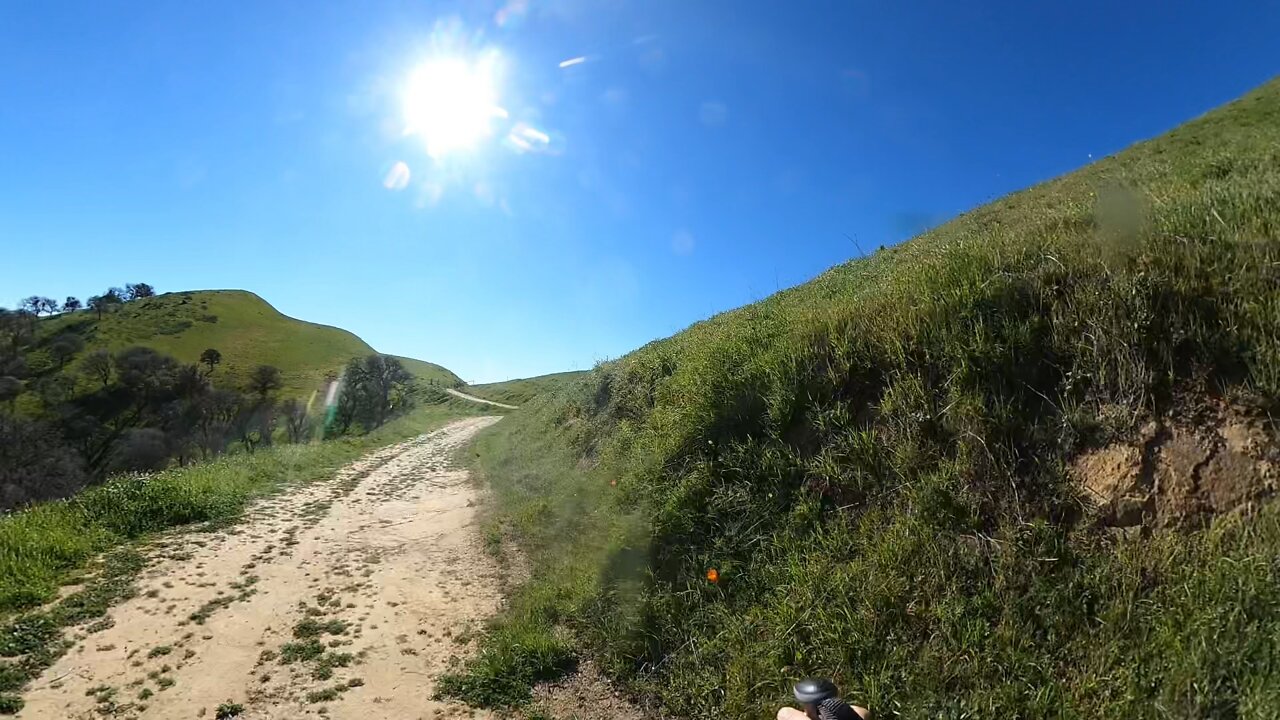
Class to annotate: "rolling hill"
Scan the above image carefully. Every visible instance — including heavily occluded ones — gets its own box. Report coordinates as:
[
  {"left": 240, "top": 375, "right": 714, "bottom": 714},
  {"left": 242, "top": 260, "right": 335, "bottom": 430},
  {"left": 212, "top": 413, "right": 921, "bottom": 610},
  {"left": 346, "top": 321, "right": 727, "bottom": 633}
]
[
  {"left": 449, "top": 78, "right": 1280, "bottom": 717},
  {"left": 465, "top": 371, "right": 587, "bottom": 407},
  {"left": 36, "top": 289, "right": 460, "bottom": 397}
]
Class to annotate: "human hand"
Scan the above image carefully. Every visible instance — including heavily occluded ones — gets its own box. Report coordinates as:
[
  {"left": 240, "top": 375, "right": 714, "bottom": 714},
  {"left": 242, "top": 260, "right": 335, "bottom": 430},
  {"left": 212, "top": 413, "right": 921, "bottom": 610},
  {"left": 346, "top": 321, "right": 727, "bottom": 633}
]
[{"left": 777, "top": 703, "right": 870, "bottom": 720}]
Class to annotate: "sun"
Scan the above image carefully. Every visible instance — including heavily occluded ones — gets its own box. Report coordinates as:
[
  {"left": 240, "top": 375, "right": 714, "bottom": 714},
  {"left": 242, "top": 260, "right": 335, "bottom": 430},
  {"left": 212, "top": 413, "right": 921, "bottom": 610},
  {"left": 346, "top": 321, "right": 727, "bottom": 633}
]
[{"left": 402, "top": 55, "right": 505, "bottom": 158}]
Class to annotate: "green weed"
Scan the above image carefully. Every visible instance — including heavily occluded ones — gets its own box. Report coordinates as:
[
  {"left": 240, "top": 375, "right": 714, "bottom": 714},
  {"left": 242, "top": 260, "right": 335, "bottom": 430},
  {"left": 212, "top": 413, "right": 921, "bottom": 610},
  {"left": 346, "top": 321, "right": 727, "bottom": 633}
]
[
  {"left": 305, "top": 684, "right": 351, "bottom": 703},
  {"left": 311, "top": 651, "right": 355, "bottom": 681},
  {"left": 279, "top": 639, "right": 326, "bottom": 664},
  {"left": 293, "top": 617, "right": 349, "bottom": 638}
]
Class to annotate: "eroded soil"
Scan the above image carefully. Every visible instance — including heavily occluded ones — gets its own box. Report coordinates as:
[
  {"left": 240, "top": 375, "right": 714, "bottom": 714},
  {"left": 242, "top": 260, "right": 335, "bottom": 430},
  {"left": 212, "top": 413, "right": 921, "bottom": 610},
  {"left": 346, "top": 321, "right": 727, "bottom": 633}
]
[{"left": 1074, "top": 406, "right": 1279, "bottom": 528}]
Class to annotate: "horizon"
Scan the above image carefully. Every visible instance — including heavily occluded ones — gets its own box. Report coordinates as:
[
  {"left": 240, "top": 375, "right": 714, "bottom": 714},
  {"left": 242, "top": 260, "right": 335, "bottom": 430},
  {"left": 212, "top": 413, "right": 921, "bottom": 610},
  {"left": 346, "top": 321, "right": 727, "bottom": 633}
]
[{"left": 2, "top": 1, "right": 1277, "bottom": 383}]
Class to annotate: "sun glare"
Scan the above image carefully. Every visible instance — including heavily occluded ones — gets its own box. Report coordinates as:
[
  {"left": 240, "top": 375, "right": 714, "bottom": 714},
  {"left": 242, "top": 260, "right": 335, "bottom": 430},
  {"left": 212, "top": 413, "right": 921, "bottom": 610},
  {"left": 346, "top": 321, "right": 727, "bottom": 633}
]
[{"left": 402, "top": 55, "right": 505, "bottom": 158}]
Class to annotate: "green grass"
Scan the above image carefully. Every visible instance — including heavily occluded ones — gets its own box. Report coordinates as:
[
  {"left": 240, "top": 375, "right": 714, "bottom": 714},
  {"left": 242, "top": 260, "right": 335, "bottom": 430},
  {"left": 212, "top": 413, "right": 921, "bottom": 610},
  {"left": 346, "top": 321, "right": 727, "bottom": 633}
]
[
  {"left": 466, "top": 371, "right": 587, "bottom": 407},
  {"left": 35, "top": 289, "right": 461, "bottom": 398},
  {"left": 443, "top": 78, "right": 1280, "bottom": 718},
  {"left": 396, "top": 355, "right": 465, "bottom": 389}
]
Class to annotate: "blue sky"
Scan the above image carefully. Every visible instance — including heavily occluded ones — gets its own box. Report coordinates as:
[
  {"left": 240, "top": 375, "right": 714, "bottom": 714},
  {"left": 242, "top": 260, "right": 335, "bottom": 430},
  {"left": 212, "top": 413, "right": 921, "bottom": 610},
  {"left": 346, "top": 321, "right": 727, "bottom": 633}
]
[{"left": 1, "top": 1, "right": 1276, "bottom": 382}]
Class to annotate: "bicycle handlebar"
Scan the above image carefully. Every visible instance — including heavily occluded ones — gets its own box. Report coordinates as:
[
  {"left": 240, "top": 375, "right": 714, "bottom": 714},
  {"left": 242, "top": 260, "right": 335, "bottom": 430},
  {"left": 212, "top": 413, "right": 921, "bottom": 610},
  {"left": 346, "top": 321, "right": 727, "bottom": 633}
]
[{"left": 792, "top": 678, "right": 859, "bottom": 720}]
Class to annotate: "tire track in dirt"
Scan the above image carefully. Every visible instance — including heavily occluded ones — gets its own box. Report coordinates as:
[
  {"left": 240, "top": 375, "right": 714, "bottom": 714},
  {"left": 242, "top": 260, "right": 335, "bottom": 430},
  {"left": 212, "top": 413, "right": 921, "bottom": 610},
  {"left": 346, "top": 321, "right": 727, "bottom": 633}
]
[{"left": 19, "top": 416, "right": 504, "bottom": 720}]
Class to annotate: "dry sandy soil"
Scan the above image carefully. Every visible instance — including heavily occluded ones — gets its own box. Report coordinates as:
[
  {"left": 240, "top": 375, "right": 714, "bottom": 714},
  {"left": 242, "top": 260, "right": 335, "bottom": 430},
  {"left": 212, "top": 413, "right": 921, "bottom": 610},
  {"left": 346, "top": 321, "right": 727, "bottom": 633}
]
[
  {"left": 19, "top": 416, "right": 505, "bottom": 720},
  {"left": 443, "top": 390, "right": 517, "bottom": 411},
  {"left": 1073, "top": 406, "right": 1278, "bottom": 529}
]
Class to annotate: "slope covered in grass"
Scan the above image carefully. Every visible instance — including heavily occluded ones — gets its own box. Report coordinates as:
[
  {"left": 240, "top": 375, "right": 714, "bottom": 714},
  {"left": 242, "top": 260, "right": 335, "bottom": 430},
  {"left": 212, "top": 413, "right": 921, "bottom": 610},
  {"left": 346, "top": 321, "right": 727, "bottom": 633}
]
[
  {"left": 448, "top": 79, "right": 1280, "bottom": 717},
  {"left": 466, "top": 371, "right": 586, "bottom": 406},
  {"left": 396, "top": 355, "right": 465, "bottom": 388},
  {"left": 37, "top": 290, "right": 461, "bottom": 396}
]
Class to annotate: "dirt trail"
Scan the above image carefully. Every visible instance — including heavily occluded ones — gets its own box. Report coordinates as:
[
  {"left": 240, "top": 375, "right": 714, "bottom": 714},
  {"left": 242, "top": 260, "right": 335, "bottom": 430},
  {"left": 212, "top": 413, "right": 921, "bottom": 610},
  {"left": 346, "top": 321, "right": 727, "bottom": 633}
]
[
  {"left": 20, "top": 416, "right": 504, "bottom": 720},
  {"left": 443, "top": 389, "right": 518, "bottom": 410}
]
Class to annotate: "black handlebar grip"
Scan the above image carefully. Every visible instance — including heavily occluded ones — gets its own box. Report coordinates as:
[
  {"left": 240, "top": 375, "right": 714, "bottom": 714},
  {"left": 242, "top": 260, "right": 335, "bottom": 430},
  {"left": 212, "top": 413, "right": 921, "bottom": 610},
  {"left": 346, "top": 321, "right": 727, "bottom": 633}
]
[{"left": 793, "top": 678, "right": 859, "bottom": 720}]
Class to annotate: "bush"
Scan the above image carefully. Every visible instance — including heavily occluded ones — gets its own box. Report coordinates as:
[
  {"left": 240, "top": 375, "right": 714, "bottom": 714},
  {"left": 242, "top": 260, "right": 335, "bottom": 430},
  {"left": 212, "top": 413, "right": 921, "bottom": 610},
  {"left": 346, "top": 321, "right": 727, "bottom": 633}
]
[
  {"left": 0, "top": 415, "right": 87, "bottom": 509},
  {"left": 108, "top": 428, "right": 170, "bottom": 474}
]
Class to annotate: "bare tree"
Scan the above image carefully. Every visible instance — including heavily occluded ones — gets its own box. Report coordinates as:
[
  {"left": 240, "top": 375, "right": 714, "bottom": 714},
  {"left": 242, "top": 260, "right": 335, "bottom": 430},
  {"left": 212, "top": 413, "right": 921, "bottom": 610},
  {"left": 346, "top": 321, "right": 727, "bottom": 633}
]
[
  {"left": 64, "top": 347, "right": 184, "bottom": 473},
  {"left": 0, "top": 310, "right": 34, "bottom": 358},
  {"left": 80, "top": 350, "right": 112, "bottom": 388},
  {"left": 107, "top": 428, "right": 169, "bottom": 473},
  {"left": 114, "top": 346, "right": 179, "bottom": 401},
  {"left": 20, "top": 296, "right": 58, "bottom": 316},
  {"left": 35, "top": 374, "right": 75, "bottom": 408},
  {"left": 246, "top": 364, "right": 282, "bottom": 400},
  {"left": 331, "top": 383, "right": 359, "bottom": 435},
  {"left": 124, "top": 283, "right": 156, "bottom": 301},
  {"left": 192, "top": 388, "right": 239, "bottom": 459},
  {"left": 0, "top": 376, "right": 21, "bottom": 413},
  {"left": 86, "top": 293, "right": 121, "bottom": 320},
  {"left": 340, "top": 354, "right": 417, "bottom": 429},
  {"left": 1, "top": 356, "right": 27, "bottom": 380},
  {"left": 175, "top": 363, "right": 210, "bottom": 399},
  {"left": 49, "top": 334, "right": 85, "bottom": 369},
  {"left": 281, "top": 398, "right": 311, "bottom": 443},
  {"left": 232, "top": 399, "right": 275, "bottom": 453},
  {"left": 0, "top": 415, "right": 87, "bottom": 508}
]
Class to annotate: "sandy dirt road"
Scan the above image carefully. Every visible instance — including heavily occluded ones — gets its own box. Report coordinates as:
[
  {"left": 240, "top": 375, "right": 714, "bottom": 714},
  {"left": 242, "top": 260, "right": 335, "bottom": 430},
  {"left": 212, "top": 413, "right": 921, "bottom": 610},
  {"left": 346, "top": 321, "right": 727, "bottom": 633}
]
[
  {"left": 20, "top": 416, "right": 504, "bottom": 720},
  {"left": 443, "top": 389, "right": 518, "bottom": 410}
]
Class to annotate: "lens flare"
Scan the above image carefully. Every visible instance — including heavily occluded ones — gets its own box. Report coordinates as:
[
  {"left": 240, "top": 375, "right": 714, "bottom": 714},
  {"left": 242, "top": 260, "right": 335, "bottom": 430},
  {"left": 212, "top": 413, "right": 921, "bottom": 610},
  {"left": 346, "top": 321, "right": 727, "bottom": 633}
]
[
  {"left": 505, "top": 122, "right": 551, "bottom": 153},
  {"left": 382, "top": 161, "right": 411, "bottom": 190},
  {"left": 402, "top": 54, "right": 505, "bottom": 158}
]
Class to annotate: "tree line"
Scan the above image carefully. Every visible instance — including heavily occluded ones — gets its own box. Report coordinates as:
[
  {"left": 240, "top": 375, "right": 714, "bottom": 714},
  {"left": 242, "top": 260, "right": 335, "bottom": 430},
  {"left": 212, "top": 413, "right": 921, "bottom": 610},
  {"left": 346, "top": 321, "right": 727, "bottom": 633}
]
[
  {"left": 0, "top": 284, "right": 420, "bottom": 509},
  {"left": 17, "top": 283, "right": 156, "bottom": 321}
]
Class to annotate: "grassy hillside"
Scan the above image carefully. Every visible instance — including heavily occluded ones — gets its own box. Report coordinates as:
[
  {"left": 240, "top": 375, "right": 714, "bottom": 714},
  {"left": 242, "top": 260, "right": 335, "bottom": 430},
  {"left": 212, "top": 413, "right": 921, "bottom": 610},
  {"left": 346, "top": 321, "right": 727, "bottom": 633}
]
[
  {"left": 447, "top": 79, "right": 1280, "bottom": 717},
  {"left": 396, "top": 355, "right": 465, "bottom": 388},
  {"left": 466, "top": 371, "right": 586, "bottom": 406},
  {"left": 36, "top": 290, "right": 461, "bottom": 396}
]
